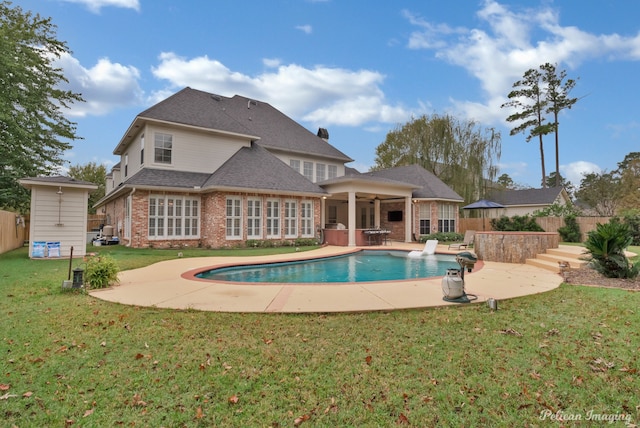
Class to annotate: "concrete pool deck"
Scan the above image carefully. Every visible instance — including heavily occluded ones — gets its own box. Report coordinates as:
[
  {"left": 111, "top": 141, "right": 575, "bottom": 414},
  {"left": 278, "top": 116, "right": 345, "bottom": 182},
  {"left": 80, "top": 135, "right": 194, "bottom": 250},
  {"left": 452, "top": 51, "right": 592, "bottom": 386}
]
[{"left": 89, "top": 243, "right": 578, "bottom": 313}]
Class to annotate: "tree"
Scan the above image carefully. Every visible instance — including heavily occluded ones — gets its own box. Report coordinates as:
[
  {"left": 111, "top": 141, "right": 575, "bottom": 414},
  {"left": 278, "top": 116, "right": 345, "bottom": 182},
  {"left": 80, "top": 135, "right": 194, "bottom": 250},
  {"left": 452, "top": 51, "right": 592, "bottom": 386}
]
[
  {"left": 0, "top": 1, "right": 84, "bottom": 212},
  {"left": 496, "top": 173, "right": 515, "bottom": 189},
  {"left": 373, "top": 114, "right": 501, "bottom": 203},
  {"left": 575, "top": 171, "right": 620, "bottom": 216},
  {"left": 540, "top": 63, "right": 578, "bottom": 187},
  {"left": 68, "top": 162, "right": 106, "bottom": 213},
  {"left": 501, "top": 68, "right": 550, "bottom": 188},
  {"left": 544, "top": 171, "right": 575, "bottom": 197},
  {"left": 615, "top": 152, "right": 640, "bottom": 211}
]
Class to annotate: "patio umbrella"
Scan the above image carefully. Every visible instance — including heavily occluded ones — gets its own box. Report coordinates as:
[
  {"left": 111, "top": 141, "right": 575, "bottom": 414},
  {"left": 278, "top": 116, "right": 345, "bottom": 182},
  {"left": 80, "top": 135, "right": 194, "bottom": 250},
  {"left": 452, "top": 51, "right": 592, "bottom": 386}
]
[{"left": 462, "top": 199, "right": 505, "bottom": 230}]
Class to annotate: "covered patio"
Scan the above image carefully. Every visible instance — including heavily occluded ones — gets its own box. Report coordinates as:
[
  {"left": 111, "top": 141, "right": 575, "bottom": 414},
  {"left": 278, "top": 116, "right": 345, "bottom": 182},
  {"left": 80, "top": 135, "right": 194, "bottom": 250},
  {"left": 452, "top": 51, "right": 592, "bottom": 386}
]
[{"left": 319, "top": 175, "right": 418, "bottom": 246}]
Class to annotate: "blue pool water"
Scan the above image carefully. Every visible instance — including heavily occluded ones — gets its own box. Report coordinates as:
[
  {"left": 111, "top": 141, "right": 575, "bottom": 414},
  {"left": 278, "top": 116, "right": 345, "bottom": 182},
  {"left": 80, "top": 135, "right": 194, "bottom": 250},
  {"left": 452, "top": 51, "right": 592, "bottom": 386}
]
[{"left": 195, "top": 250, "right": 460, "bottom": 283}]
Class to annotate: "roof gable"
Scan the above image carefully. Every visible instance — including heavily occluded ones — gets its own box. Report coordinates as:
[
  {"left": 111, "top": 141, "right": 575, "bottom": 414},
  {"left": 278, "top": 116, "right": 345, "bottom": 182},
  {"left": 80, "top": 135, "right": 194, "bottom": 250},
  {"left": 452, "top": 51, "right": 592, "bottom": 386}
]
[
  {"left": 138, "top": 87, "right": 256, "bottom": 137},
  {"left": 118, "top": 87, "right": 353, "bottom": 162},
  {"left": 203, "top": 143, "right": 327, "bottom": 195},
  {"left": 364, "top": 165, "right": 463, "bottom": 201}
]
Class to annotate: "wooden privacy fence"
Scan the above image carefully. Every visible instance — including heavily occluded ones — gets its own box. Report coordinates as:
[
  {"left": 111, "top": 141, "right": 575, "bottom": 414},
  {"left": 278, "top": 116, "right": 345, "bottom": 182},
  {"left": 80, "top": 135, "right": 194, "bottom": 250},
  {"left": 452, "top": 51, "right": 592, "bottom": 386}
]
[
  {"left": 0, "top": 210, "right": 27, "bottom": 254},
  {"left": 459, "top": 216, "right": 612, "bottom": 242},
  {"left": 87, "top": 214, "right": 107, "bottom": 232}
]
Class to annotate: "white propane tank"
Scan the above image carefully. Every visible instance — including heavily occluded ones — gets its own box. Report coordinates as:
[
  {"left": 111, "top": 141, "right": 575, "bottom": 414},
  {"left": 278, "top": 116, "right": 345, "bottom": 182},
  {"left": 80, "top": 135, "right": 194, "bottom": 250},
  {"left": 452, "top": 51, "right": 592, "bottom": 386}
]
[{"left": 442, "top": 269, "right": 464, "bottom": 299}]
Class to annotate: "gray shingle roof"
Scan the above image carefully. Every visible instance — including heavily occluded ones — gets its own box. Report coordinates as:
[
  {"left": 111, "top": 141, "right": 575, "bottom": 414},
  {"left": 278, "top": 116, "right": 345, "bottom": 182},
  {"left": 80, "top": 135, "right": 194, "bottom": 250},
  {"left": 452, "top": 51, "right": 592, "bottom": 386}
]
[
  {"left": 138, "top": 88, "right": 256, "bottom": 138},
  {"left": 488, "top": 187, "right": 565, "bottom": 206},
  {"left": 130, "top": 87, "right": 353, "bottom": 162},
  {"left": 124, "top": 169, "right": 212, "bottom": 189},
  {"left": 203, "top": 143, "right": 327, "bottom": 195},
  {"left": 363, "top": 165, "right": 464, "bottom": 201},
  {"left": 120, "top": 144, "right": 326, "bottom": 196}
]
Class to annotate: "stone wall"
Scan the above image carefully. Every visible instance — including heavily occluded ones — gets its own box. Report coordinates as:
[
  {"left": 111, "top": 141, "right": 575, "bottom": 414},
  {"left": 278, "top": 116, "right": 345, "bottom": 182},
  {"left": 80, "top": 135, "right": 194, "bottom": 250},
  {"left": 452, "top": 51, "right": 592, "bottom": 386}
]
[{"left": 474, "top": 231, "right": 559, "bottom": 263}]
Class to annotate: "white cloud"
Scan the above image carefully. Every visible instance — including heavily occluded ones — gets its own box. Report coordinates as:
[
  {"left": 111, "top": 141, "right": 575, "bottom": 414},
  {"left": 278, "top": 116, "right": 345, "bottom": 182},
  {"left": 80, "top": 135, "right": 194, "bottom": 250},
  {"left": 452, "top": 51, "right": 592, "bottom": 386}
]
[
  {"left": 404, "top": 0, "right": 640, "bottom": 125},
  {"left": 561, "top": 161, "right": 601, "bottom": 185},
  {"left": 55, "top": 53, "right": 143, "bottom": 116},
  {"left": 58, "top": 0, "right": 140, "bottom": 13},
  {"left": 296, "top": 25, "right": 313, "bottom": 35},
  {"left": 263, "top": 58, "right": 282, "bottom": 68},
  {"left": 151, "top": 52, "right": 416, "bottom": 126}
]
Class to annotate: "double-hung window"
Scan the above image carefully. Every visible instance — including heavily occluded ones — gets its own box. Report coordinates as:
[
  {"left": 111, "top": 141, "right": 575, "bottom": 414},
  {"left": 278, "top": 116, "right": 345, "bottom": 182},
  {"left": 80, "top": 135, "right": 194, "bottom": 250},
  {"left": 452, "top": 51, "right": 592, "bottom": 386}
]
[
  {"left": 419, "top": 204, "right": 431, "bottom": 235},
  {"left": 154, "top": 133, "right": 172, "bottom": 164},
  {"left": 303, "top": 162, "right": 313, "bottom": 182},
  {"left": 266, "top": 199, "right": 280, "bottom": 238},
  {"left": 328, "top": 165, "right": 338, "bottom": 179},
  {"left": 438, "top": 204, "right": 456, "bottom": 233},
  {"left": 166, "top": 197, "right": 182, "bottom": 236},
  {"left": 148, "top": 197, "right": 165, "bottom": 238},
  {"left": 284, "top": 200, "right": 297, "bottom": 238},
  {"left": 140, "top": 134, "right": 145, "bottom": 165},
  {"left": 301, "top": 201, "right": 313, "bottom": 237},
  {"left": 289, "top": 159, "right": 300, "bottom": 173},
  {"left": 226, "top": 197, "right": 242, "bottom": 239},
  {"left": 184, "top": 199, "right": 198, "bottom": 236},
  {"left": 247, "top": 198, "right": 262, "bottom": 239},
  {"left": 316, "top": 163, "right": 326, "bottom": 182}
]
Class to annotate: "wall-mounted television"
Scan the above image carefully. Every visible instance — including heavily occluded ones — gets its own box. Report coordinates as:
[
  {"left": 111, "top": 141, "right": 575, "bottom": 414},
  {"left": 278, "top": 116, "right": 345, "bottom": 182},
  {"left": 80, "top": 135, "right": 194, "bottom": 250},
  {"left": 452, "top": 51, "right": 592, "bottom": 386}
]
[{"left": 387, "top": 210, "right": 403, "bottom": 222}]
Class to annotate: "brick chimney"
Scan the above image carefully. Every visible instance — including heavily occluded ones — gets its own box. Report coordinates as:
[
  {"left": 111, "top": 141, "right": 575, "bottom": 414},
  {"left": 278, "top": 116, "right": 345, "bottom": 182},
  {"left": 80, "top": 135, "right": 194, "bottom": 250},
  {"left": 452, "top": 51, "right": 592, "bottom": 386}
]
[{"left": 317, "top": 128, "right": 329, "bottom": 141}]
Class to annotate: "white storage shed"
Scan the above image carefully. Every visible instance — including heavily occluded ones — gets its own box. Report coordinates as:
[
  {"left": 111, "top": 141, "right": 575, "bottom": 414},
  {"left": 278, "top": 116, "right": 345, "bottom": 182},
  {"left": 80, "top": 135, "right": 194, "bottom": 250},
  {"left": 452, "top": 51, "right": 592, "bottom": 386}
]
[{"left": 19, "top": 176, "right": 97, "bottom": 258}]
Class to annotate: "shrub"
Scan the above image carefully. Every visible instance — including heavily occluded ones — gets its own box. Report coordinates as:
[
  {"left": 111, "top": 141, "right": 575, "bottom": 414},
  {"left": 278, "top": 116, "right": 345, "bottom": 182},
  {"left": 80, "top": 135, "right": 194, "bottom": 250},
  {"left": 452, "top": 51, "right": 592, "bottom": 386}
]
[
  {"left": 617, "top": 210, "right": 640, "bottom": 246},
  {"left": 584, "top": 220, "right": 639, "bottom": 279},
  {"left": 533, "top": 202, "right": 582, "bottom": 217},
  {"left": 490, "top": 215, "right": 544, "bottom": 232},
  {"left": 84, "top": 254, "right": 120, "bottom": 289},
  {"left": 419, "top": 232, "right": 462, "bottom": 243},
  {"left": 557, "top": 214, "right": 582, "bottom": 242}
]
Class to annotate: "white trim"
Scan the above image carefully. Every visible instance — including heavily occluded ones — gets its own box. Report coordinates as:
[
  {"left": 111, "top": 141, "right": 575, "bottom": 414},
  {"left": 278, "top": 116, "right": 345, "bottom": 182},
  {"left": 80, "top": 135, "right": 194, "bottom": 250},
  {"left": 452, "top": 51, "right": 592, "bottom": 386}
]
[
  {"left": 266, "top": 198, "right": 281, "bottom": 239},
  {"left": 247, "top": 197, "right": 263, "bottom": 239},
  {"left": 284, "top": 199, "right": 298, "bottom": 238},
  {"left": 225, "top": 196, "right": 242, "bottom": 240}
]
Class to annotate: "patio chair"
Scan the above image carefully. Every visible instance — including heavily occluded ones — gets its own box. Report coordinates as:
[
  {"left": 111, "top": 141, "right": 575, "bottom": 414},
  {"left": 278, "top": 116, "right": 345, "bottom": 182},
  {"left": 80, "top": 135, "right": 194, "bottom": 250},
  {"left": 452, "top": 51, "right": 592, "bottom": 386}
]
[
  {"left": 448, "top": 230, "right": 475, "bottom": 250},
  {"left": 407, "top": 239, "right": 438, "bottom": 257}
]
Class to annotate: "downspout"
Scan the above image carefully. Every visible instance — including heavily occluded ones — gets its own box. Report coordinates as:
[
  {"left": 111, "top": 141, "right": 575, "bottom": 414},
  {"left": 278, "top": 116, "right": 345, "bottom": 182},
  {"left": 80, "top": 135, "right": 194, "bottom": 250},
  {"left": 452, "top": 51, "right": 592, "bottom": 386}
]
[{"left": 126, "top": 188, "right": 136, "bottom": 247}]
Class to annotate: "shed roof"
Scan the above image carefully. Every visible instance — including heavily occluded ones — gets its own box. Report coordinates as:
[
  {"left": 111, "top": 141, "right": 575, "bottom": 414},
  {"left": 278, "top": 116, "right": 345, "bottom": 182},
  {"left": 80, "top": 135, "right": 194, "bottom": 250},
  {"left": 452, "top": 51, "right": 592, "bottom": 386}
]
[{"left": 19, "top": 175, "right": 98, "bottom": 190}]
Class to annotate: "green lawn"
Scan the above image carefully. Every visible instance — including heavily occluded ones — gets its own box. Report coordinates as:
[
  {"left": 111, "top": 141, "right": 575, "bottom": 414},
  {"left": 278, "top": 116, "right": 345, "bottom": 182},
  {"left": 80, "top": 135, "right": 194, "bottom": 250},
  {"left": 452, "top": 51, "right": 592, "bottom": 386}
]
[{"left": 1, "top": 245, "right": 639, "bottom": 426}]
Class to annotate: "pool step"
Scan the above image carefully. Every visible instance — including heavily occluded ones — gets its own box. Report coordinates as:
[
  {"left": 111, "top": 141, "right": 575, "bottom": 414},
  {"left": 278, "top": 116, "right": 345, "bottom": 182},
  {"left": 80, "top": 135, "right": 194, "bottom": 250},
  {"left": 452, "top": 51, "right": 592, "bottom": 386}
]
[{"left": 526, "top": 246, "right": 588, "bottom": 273}]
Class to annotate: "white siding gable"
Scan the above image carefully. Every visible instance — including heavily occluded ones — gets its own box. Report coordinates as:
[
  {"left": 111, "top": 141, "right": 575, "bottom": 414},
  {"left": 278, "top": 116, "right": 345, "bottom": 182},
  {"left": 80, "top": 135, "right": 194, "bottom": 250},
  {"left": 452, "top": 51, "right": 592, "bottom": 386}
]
[{"left": 119, "top": 124, "right": 252, "bottom": 182}]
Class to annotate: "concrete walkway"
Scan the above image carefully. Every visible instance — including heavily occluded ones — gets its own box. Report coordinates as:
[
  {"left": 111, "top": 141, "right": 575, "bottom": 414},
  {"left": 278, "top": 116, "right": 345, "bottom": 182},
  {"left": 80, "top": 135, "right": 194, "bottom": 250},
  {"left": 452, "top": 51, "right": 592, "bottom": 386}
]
[{"left": 89, "top": 243, "right": 567, "bottom": 313}]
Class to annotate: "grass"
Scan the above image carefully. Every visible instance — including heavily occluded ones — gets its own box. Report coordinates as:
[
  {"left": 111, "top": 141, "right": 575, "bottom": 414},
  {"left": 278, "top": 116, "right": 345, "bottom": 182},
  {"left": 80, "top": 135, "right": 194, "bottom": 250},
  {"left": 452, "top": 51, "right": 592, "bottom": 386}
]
[{"left": 1, "top": 245, "right": 639, "bottom": 426}]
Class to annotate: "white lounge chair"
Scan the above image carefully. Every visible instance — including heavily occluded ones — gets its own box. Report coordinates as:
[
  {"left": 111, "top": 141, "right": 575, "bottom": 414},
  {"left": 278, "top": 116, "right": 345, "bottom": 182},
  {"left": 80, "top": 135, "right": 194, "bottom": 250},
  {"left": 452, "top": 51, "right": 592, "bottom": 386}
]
[
  {"left": 408, "top": 239, "right": 438, "bottom": 257},
  {"left": 448, "top": 230, "right": 475, "bottom": 250}
]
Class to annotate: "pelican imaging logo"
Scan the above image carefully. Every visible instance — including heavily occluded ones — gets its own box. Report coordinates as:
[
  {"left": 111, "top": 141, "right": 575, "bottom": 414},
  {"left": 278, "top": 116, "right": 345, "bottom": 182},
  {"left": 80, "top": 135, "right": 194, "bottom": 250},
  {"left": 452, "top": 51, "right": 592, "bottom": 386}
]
[{"left": 539, "top": 409, "right": 632, "bottom": 424}]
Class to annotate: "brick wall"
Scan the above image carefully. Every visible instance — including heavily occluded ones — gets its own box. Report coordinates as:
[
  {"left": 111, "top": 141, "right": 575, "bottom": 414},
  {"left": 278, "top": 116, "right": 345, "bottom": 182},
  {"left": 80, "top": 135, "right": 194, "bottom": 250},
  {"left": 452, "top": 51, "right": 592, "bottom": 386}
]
[{"left": 112, "top": 190, "right": 322, "bottom": 249}]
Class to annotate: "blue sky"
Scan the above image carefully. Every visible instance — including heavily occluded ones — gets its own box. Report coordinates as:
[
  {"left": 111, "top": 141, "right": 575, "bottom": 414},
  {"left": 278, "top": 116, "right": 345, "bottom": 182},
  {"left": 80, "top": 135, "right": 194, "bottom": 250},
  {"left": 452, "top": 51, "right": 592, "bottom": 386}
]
[{"left": 14, "top": 0, "right": 640, "bottom": 188}]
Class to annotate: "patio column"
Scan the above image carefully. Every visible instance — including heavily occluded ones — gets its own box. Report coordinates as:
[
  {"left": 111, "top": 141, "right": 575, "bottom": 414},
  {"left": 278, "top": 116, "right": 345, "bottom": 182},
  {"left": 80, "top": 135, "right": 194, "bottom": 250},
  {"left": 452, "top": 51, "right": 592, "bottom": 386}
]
[
  {"left": 348, "top": 191, "right": 356, "bottom": 246},
  {"left": 374, "top": 198, "right": 380, "bottom": 227},
  {"left": 405, "top": 196, "right": 412, "bottom": 242}
]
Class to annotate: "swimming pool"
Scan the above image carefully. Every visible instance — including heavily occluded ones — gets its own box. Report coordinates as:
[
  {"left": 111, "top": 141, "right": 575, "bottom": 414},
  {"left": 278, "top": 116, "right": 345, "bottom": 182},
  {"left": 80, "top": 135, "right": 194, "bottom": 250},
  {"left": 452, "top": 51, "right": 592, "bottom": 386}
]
[{"left": 195, "top": 250, "right": 460, "bottom": 283}]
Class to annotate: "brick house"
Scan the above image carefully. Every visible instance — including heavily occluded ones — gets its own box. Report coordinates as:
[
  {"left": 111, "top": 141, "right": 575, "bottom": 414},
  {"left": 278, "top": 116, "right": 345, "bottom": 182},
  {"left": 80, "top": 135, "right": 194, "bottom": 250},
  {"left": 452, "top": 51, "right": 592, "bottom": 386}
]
[{"left": 95, "top": 87, "right": 463, "bottom": 248}]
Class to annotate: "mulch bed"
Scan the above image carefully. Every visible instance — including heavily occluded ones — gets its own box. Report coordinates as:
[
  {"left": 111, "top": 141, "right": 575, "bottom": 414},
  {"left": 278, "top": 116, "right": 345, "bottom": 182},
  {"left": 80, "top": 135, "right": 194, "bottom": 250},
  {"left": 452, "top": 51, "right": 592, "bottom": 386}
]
[{"left": 562, "top": 266, "right": 640, "bottom": 291}]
